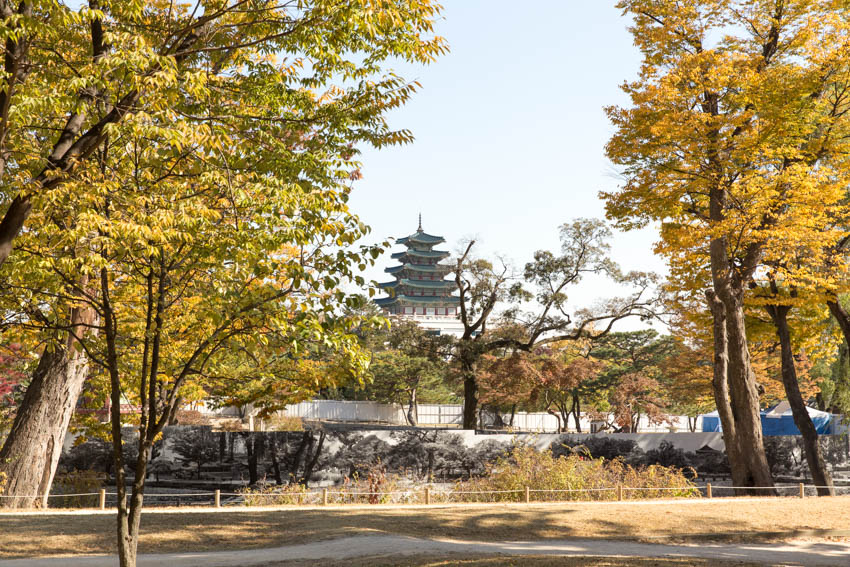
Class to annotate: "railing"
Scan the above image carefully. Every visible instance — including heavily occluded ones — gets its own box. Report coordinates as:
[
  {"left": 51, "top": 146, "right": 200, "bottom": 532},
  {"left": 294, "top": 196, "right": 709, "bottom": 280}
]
[{"left": 2, "top": 483, "right": 846, "bottom": 509}]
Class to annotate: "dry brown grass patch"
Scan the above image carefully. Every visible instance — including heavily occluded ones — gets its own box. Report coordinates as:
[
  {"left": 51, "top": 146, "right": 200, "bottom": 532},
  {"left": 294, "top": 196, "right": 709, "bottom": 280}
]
[{"left": 1, "top": 496, "right": 849, "bottom": 559}]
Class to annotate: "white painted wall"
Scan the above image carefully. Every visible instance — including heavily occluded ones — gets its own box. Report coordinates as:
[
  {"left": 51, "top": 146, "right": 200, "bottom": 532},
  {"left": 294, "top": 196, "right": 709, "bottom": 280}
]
[{"left": 269, "top": 399, "right": 703, "bottom": 433}]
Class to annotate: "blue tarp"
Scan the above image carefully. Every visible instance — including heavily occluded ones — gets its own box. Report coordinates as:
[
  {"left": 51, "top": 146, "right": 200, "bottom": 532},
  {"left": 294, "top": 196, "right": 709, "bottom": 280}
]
[{"left": 701, "top": 404, "right": 834, "bottom": 435}]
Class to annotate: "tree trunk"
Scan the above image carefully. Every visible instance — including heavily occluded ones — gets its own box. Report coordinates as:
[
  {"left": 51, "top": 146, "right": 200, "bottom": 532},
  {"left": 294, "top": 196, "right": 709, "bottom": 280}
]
[
  {"left": 290, "top": 432, "right": 310, "bottom": 484},
  {"left": 767, "top": 304, "right": 834, "bottom": 496},
  {"left": 300, "top": 431, "right": 325, "bottom": 486},
  {"left": 490, "top": 405, "right": 505, "bottom": 428},
  {"left": 547, "top": 408, "right": 562, "bottom": 433},
  {"left": 827, "top": 300, "right": 850, "bottom": 350},
  {"left": 0, "top": 194, "right": 31, "bottom": 268},
  {"left": 461, "top": 358, "right": 478, "bottom": 429},
  {"left": 707, "top": 161, "right": 775, "bottom": 494},
  {"left": 706, "top": 289, "right": 758, "bottom": 493},
  {"left": 571, "top": 394, "right": 582, "bottom": 433},
  {"left": 245, "top": 434, "right": 258, "bottom": 485},
  {"left": 117, "top": 442, "right": 151, "bottom": 567},
  {"left": 721, "top": 285, "right": 775, "bottom": 492},
  {"left": 406, "top": 388, "right": 418, "bottom": 426},
  {"left": 0, "top": 341, "right": 88, "bottom": 508},
  {"left": 269, "top": 435, "right": 282, "bottom": 485},
  {"left": 707, "top": 278, "right": 775, "bottom": 493}
]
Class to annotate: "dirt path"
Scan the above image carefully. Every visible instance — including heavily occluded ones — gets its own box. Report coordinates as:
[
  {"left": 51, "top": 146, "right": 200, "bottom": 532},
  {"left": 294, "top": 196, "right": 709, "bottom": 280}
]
[{"left": 1, "top": 534, "right": 848, "bottom": 567}]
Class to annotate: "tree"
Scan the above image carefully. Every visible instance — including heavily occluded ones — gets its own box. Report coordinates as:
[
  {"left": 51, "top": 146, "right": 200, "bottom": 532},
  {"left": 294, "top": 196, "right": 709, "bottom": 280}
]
[
  {"left": 759, "top": 286, "right": 835, "bottom": 496},
  {"left": 606, "top": 371, "right": 668, "bottom": 433},
  {"left": 815, "top": 340, "right": 850, "bottom": 416},
  {"left": 537, "top": 344, "right": 607, "bottom": 433},
  {"left": 453, "top": 219, "right": 657, "bottom": 429},
  {"left": 169, "top": 428, "right": 219, "bottom": 480},
  {"left": 367, "top": 351, "right": 448, "bottom": 425},
  {"left": 356, "top": 317, "right": 455, "bottom": 425},
  {"left": 664, "top": 341, "right": 715, "bottom": 432},
  {"left": 0, "top": 0, "right": 446, "bottom": 524},
  {"left": 0, "top": 4, "right": 446, "bottom": 566},
  {"left": 334, "top": 433, "right": 391, "bottom": 479},
  {"left": 605, "top": 1, "right": 850, "bottom": 493},
  {"left": 478, "top": 351, "right": 541, "bottom": 428}
]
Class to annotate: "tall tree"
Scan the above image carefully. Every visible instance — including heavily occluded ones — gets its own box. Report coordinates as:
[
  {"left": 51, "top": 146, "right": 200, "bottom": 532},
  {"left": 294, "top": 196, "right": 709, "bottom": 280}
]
[
  {"left": 605, "top": 0, "right": 850, "bottom": 493},
  {"left": 453, "top": 219, "right": 657, "bottom": 428},
  {"left": 758, "top": 284, "right": 835, "bottom": 495},
  {"left": 0, "top": 0, "right": 446, "bottom": 512}
]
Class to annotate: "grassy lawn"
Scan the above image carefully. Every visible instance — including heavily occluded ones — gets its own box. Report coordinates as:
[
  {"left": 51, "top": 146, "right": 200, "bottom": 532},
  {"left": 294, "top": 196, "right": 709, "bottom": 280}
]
[{"left": 0, "top": 497, "right": 848, "bottom": 559}]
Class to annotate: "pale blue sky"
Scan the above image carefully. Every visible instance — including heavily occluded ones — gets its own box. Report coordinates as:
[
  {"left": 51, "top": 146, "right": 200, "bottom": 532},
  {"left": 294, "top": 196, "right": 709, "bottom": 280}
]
[{"left": 349, "top": 1, "right": 666, "bottom": 316}]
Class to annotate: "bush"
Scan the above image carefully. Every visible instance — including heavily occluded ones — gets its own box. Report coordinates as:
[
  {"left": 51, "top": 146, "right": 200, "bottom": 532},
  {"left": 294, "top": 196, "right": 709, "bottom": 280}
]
[
  {"left": 644, "top": 441, "right": 696, "bottom": 473},
  {"left": 173, "top": 410, "right": 212, "bottom": 426},
  {"left": 240, "top": 482, "right": 314, "bottom": 505},
  {"left": 212, "top": 418, "right": 244, "bottom": 432},
  {"left": 265, "top": 414, "right": 304, "bottom": 431},
  {"left": 551, "top": 435, "right": 644, "bottom": 464},
  {"left": 240, "top": 464, "right": 405, "bottom": 506},
  {"left": 60, "top": 438, "right": 113, "bottom": 474},
  {"left": 452, "top": 446, "right": 699, "bottom": 503},
  {"left": 50, "top": 470, "right": 105, "bottom": 508}
]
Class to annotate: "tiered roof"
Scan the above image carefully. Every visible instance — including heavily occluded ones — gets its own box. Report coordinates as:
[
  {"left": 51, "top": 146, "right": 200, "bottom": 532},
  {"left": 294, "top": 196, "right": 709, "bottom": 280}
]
[{"left": 375, "top": 219, "right": 459, "bottom": 313}]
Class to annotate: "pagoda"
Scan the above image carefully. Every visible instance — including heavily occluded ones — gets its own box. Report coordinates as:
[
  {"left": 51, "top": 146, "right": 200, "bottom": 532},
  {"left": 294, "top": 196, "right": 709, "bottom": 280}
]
[{"left": 375, "top": 217, "right": 463, "bottom": 336}]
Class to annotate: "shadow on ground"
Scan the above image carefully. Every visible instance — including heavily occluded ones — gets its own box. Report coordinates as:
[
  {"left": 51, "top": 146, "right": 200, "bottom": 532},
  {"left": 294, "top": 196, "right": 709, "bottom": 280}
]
[{"left": 1, "top": 498, "right": 849, "bottom": 559}]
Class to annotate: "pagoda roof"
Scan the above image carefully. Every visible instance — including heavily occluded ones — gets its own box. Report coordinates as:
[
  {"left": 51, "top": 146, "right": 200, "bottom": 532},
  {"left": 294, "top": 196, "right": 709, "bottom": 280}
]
[
  {"left": 375, "top": 295, "right": 460, "bottom": 306},
  {"left": 386, "top": 263, "right": 452, "bottom": 275},
  {"left": 391, "top": 249, "right": 450, "bottom": 260},
  {"left": 379, "top": 279, "right": 457, "bottom": 290},
  {"left": 397, "top": 231, "right": 446, "bottom": 246}
]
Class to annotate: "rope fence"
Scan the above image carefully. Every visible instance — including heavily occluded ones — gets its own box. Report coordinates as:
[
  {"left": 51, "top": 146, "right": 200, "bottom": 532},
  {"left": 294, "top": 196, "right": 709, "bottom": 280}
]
[{"left": 2, "top": 482, "right": 848, "bottom": 508}]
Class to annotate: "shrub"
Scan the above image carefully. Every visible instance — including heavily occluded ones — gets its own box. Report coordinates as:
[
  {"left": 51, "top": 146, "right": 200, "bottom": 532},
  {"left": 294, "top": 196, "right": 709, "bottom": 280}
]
[
  {"left": 212, "top": 418, "right": 244, "bottom": 432},
  {"left": 452, "top": 446, "right": 699, "bottom": 503},
  {"left": 173, "top": 410, "right": 212, "bottom": 426},
  {"left": 551, "top": 435, "right": 645, "bottom": 464},
  {"left": 240, "top": 464, "right": 405, "bottom": 506},
  {"left": 50, "top": 470, "right": 105, "bottom": 508},
  {"left": 644, "top": 441, "right": 696, "bottom": 472},
  {"left": 240, "top": 482, "right": 314, "bottom": 506},
  {"left": 60, "top": 438, "right": 113, "bottom": 474},
  {"left": 265, "top": 414, "right": 304, "bottom": 431}
]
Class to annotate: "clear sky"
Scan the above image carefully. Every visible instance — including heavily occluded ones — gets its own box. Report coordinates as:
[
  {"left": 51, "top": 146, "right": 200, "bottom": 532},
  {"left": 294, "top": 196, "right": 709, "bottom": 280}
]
[{"left": 349, "top": 1, "right": 667, "bottom": 322}]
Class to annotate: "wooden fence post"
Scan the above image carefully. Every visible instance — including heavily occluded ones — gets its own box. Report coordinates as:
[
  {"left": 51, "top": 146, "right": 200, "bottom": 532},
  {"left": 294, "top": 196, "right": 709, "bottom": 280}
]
[
  {"left": 425, "top": 487, "right": 431, "bottom": 505},
  {"left": 525, "top": 486, "right": 530, "bottom": 504},
  {"left": 617, "top": 485, "right": 623, "bottom": 501},
  {"left": 323, "top": 488, "right": 328, "bottom": 505},
  {"left": 706, "top": 483, "right": 712, "bottom": 499},
  {"left": 99, "top": 489, "right": 106, "bottom": 510},
  {"left": 214, "top": 490, "right": 220, "bottom": 508},
  {"left": 799, "top": 483, "right": 805, "bottom": 498}
]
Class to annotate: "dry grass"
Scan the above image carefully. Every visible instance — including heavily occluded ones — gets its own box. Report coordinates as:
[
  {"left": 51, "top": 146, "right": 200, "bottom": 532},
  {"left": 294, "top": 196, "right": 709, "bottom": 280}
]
[
  {"left": 266, "top": 555, "right": 762, "bottom": 567},
  {"left": 1, "top": 496, "right": 849, "bottom": 559}
]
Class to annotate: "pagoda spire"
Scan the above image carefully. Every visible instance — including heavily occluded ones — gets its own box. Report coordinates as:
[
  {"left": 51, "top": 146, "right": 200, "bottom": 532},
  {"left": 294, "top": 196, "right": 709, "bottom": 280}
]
[{"left": 418, "top": 213, "right": 422, "bottom": 232}]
